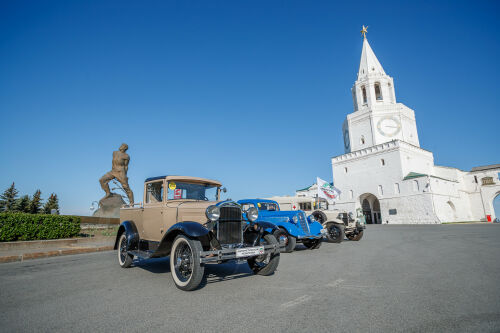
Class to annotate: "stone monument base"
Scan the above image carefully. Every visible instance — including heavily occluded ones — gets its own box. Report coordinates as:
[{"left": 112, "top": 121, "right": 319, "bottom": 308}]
[{"left": 92, "top": 193, "right": 126, "bottom": 218}]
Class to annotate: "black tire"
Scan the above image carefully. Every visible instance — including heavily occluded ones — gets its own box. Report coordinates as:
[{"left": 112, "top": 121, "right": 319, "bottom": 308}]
[
  {"left": 117, "top": 233, "right": 133, "bottom": 268},
  {"left": 247, "top": 233, "right": 280, "bottom": 276},
  {"left": 273, "top": 228, "right": 296, "bottom": 253},
  {"left": 325, "top": 222, "right": 344, "bottom": 243},
  {"left": 170, "top": 235, "right": 205, "bottom": 291},
  {"left": 302, "top": 239, "right": 322, "bottom": 249},
  {"left": 347, "top": 229, "right": 364, "bottom": 241},
  {"left": 312, "top": 210, "right": 328, "bottom": 224}
]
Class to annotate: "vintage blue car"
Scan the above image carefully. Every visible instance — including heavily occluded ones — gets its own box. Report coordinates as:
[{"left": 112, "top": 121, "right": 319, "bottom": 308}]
[{"left": 237, "top": 199, "right": 326, "bottom": 253}]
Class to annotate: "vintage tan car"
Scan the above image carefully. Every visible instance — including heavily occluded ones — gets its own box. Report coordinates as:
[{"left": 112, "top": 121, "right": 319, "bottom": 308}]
[{"left": 114, "top": 175, "right": 281, "bottom": 291}]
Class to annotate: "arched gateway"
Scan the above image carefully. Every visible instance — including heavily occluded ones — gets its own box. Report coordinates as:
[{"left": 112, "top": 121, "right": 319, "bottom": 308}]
[
  {"left": 359, "top": 193, "right": 381, "bottom": 224},
  {"left": 493, "top": 192, "right": 500, "bottom": 221}
]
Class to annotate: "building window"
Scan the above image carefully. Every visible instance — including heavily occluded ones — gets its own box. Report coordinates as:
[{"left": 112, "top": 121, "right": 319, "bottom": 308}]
[
  {"left": 413, "top": 180, "right": 419, "bottom": 192},
  {"left": 362, "top": 86, "right": 367, "bottom": 104},
  {"left": 378, "top": 185, "right": 383, "bottom": 195},
  {"left": 375, "top": 82, "right": 383, "bottom": 100},
  {"left": 474, "top": 176, "right": 478, "bottom": 183},
  {"left": 381, "top": 159, "right": 385, "bottom": 166},
  {"left": 394, "top": 183, "right": 400, "bottom": 194},
  {"left": 360, "top": 136, "right": 365, "bottom": 145},
  {"left": 344, "top": 167, "right": 348, "bottom": 173},
  {"left": 349, "top": 190, "right": 353, "bottom": 199}
]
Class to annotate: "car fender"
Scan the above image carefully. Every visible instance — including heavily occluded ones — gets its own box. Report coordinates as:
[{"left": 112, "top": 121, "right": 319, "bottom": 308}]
[
  {"left": 114, "top": 220, "right": 139, "bottom": 251},
  {"left": 268, "top": 221, "right": 302, "bottom": 238},
  {"left": 254, "top": 221, "right": 278, "bottom": 233},
  {"left": 153, "top": 222, "right": 210, "bottom": 257},
  {"left": 322, "top": 219, "right": 344, "bottom": 228},
  {"left": 309, "top": 220, "right": 325, "bottom": 234}
]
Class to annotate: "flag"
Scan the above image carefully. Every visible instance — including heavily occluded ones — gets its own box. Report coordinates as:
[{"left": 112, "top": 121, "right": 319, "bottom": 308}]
[{"left": 317, "top": 177, "right": 341, "bottom": 203}]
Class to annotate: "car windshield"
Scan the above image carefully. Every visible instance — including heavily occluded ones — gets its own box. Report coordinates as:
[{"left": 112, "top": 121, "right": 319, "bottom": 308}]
[
  {"left": 167, "top": 181, "right": 219, "bottom": 201},
  {"left": 258, "top": 202, "right": 279, "bottom": 211}
]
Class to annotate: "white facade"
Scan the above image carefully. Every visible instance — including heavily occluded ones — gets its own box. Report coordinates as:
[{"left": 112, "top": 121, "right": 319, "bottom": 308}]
[{"left": 329, "top": 35, "right": 500, "bottom": 224}]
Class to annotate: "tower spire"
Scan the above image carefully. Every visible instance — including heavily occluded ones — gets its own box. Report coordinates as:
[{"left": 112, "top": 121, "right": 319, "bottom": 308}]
[{"left": 357, "top": 29, "right": 386, "bottom": 80}]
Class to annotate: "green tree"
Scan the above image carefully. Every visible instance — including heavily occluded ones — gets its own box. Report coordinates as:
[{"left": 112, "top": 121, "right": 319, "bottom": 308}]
[
  {"left": 43, "top": 193, "right": 60, "bottom": 214},
  {"left": 0, "top": 182, "right": 19, "bottom": 211},
  {"left": 15, "top": 195, "right": 31, "bottom": 213},
  {"left": 28, "top": 189, "right": 43, "bottom": 214}
]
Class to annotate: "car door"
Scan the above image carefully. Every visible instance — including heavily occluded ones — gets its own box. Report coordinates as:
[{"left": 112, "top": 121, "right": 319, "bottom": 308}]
[{"left": 142, "top": 180, "right": 165, "bottom": 241}]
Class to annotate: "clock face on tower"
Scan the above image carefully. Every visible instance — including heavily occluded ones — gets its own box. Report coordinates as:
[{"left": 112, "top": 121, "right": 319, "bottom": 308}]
[
  {"left": 343, "top": 129, "right": 350, "bottom": 150},
  {"left": 377, "top": 116, "right": 401, "bottom": 137}
]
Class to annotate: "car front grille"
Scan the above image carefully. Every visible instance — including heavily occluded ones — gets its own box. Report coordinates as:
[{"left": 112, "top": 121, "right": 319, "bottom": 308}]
[
  {"left": 217, "top": 205, "right": 243, "bottom": 245},
  {"left": 298, "top": 212, "right": 310, "bottom": 235}
]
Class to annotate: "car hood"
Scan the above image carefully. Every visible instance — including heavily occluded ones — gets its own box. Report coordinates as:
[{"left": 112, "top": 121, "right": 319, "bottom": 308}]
[
  {"left": 167, "top": 200, "right": 218, "bottom": 224},
  {"left": 258, "top": 210, "right": 303, "bottom": 220}
]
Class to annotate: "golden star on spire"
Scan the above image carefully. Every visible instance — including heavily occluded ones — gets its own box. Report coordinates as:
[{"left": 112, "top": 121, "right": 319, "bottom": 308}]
[{"left": 361, "top": 25, "right": 368, "bottom": 39}]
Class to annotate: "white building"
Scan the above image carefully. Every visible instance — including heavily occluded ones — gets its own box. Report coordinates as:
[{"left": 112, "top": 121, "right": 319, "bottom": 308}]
[{"left": 327, "top": 33, "right": 500, "bottom": 224}]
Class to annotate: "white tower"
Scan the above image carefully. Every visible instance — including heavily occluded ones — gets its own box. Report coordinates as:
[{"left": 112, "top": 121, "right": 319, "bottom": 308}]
[{"left": 343, "top": 28, "right": 420, "bottom": 153}]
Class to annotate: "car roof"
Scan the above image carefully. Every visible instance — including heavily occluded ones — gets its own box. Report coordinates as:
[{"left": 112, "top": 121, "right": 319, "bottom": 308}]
[
  {"left": 144, "top": 175, "right": 222, "bottom": 186},
  {"left": 238, "top": 199, "right": 278, "bottom": 204}
]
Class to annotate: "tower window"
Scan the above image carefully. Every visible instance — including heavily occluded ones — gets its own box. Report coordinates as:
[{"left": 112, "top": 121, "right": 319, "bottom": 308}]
[
  {"left": 413, "top": 180, "right": 419, "bottom": 192},
  {"left": 360, "top": 136, "right": 365, "bottom": 145},
  {"left": 352, "top": 90, "right": 358, "bottom": 111},
  {"left": 349, "top": 190, "right": 353, "bottom": 199},
  {"left": 381, "top": 159, "right": 385, "bottom": 166},
  {"left": 362, "top": 86, "right": 367, "bottom": 104},
  {"left": 344, "top": 167, "right": 348, "bottom": 173},
  {"left": 378, "top": 185, "right": 383, "bottom": 195},
  {"left": 394, "top": 183, "right": 400, "bottom": 194},
  {"left": 375, "top": 82, "right": 383, "bottom": 100}
]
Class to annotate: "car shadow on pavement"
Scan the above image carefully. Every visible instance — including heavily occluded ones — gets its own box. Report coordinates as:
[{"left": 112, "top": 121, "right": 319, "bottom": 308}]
[
  {"left": 130, "top": 257, "right": 254, "bottom": 288},
  {"left": 133, "top": 257, "right": 171, "bottom": 273},
  {"left": 201, "top": 262, "right": 254, "bottom": 287}
]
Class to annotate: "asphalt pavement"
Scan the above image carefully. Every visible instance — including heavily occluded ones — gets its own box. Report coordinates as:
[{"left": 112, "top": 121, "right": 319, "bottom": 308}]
[{"left": 1, "top": 224, "right": 499, "bottom": 332}]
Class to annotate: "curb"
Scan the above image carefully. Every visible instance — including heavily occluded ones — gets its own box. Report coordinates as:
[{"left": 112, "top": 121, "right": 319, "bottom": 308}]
[{"left": 0, "top": 246, "right": 114, "bottom": 264}]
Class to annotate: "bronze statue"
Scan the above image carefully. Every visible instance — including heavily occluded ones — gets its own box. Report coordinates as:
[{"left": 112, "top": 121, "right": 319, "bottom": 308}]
[{"left": 99, "top": 143, "right": 134, "bottom": 205}]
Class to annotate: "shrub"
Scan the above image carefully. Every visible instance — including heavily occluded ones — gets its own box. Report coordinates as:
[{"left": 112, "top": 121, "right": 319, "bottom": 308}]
[{"left": 0, "top": 212, "right": 81, "bottom": 242}]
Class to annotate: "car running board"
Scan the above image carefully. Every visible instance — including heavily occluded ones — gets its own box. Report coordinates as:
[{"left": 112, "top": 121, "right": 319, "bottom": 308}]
[{"left": 128, "top": 250, "right": 154, "bottom": 259}]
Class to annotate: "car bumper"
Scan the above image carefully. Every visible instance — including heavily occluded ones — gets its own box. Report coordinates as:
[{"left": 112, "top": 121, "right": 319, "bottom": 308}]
[
  {"left": 296, "top": 228, "right": 326, "bottom": 240},
  {"left": 199, "top": 243, "right": 282, "bottom": 264}
]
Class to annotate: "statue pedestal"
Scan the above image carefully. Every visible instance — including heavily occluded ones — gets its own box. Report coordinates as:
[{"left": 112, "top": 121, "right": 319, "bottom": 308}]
[{"left": 93, "top": 193, "right": 126, "bottom": 218}]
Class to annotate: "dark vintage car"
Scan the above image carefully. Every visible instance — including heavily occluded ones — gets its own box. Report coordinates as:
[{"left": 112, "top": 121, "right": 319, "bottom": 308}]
[{"left": 115, "top": 176, "right": 281, "bottom": 291}]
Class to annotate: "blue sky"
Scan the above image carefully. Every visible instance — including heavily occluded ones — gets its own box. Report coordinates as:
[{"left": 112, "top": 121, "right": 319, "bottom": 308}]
[{"left": 1, "top": 0, "right": 499, "bottom": 216}]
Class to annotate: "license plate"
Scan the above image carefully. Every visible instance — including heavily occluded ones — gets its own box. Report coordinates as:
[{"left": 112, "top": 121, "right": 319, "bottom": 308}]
[{"left": 236, "top": 246, "right": 265, "bottom": 258}]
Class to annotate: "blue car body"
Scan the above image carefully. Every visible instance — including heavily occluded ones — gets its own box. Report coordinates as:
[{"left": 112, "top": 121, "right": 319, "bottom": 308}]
[{"left": 237, "top": 199, "right": 325, "bottom": 240}]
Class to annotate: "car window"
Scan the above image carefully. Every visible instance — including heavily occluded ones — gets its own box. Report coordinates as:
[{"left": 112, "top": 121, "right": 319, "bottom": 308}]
[
  {"left": 146, "top": 181, "right": 163, "bottom": 203},
  {"left": 241, "top": 203, "right": 254, "bottom": 211},
  {"left": 258, "top": 202, "right": 279, "bottom": 211},
  {"left": 299, "top": 202, "right": 312, "bottom": 211},
  {"left": 166, "top": 181, "right": 219, "bottom": 201}
]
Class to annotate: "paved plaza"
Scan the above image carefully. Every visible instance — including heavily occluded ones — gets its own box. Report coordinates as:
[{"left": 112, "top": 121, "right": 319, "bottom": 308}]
[{"left": 1, "top": 224, "right": 499, "bottom": 332}]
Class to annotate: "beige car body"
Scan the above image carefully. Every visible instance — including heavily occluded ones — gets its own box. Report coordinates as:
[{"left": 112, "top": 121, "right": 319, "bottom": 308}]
[{"left": 120, "top": 176, "right": 223, "bottom": 242}]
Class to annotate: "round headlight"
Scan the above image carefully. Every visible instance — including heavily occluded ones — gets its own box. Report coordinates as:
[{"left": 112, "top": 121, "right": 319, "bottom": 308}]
[
  {"left": 292, "top": 215, "right": 298, "bottom": 224},
  {"left": 205, "top": 205, "right": 220, "bottom": 222},
  {"left": 247, "top": 207, "right": 258, "bottom": 222}
]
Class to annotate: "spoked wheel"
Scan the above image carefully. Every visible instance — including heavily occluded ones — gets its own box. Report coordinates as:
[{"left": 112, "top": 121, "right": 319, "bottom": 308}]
[
  {"left": 247, "top": 234, "right": 280, "bottom": 276},
  {"left": 302, "top": 238, "right": 322, "bottom": 249},
  {"left": 272, "top": 228, "right": 296, "bottom": 253},
  {"left": 117, "top": 233, "right": 133, "bottom": 268},
  {"left": 347, "top": 229, "right": 364, "bottom": 241},
  {"left": 325, "top": 222, "right": 344, "bottom": 243},
  {"left": 170, "top": 235, "right": 204, "bottom": 291}
]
